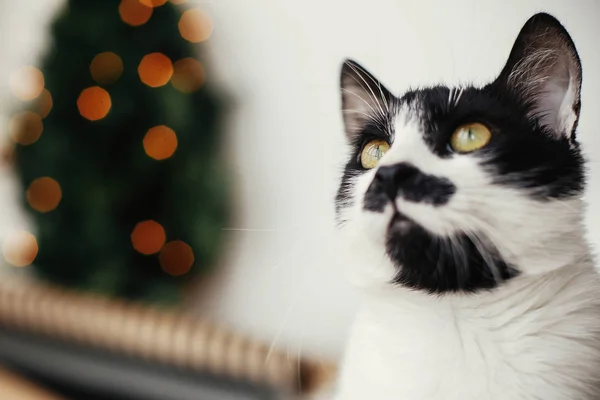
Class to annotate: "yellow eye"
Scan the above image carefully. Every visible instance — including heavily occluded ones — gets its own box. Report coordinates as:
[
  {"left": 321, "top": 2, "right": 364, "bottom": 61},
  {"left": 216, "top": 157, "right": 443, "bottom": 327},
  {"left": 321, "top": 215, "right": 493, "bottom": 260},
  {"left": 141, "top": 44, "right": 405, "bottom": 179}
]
[
  {"left": 450, "top": 122, "right": 492, "bottom": 153},
  {"left": 361, "top": 139, "right": 390, "bottom": 169}
]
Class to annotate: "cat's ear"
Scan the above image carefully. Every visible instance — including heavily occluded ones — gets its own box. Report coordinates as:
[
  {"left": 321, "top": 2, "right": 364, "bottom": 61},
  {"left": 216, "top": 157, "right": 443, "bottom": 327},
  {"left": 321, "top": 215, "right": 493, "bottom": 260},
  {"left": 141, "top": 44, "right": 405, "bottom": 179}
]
[
  {"left": 494, "top": 13, "right": 582, "bottom": 139},
  {"left": 340, "top": 59, "right": 393, "bottom": 142}
]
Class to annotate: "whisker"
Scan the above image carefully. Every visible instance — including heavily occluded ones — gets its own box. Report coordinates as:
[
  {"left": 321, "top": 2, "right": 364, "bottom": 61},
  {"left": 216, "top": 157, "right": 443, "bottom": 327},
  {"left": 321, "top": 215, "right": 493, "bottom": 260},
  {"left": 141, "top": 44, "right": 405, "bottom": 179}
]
[
  {"left": 345, "top": 66, "right": 387, "bottom": 119},
  {"left": 350, "top": 62, "right": 391, "bottom": 113}
]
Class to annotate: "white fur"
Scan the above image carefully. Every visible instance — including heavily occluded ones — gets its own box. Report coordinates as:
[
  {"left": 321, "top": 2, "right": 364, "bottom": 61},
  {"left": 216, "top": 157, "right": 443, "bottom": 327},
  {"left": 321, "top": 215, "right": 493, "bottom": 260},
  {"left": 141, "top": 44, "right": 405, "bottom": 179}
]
[{"left": 332, "top": 112, "right": 600, "bottom": 399}]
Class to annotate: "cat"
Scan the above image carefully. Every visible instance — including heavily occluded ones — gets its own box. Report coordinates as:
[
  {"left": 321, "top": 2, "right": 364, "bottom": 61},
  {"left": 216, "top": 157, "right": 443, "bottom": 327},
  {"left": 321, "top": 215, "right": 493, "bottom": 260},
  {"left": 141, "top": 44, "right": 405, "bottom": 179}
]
[{"left": 332, "top": 12, "right": 600, "bottom": 400}]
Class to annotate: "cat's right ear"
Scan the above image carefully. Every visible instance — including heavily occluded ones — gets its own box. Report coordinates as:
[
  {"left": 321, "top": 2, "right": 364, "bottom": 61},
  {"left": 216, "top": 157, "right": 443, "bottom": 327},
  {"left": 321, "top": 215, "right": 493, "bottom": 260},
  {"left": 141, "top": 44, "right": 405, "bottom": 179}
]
[
  {"left": 493, "top": 13, "right": 582, "bottom": 140},
  {"left": 340, "top": 59, "right": 392, "bottom": 142}
]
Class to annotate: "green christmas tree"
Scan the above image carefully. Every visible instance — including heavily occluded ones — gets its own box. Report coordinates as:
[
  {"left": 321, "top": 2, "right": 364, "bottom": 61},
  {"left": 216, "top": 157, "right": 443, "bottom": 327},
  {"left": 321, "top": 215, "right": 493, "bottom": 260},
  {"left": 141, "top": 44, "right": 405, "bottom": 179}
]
[{"left": 11, "top": 0, "right": 229, "bottom": 305}]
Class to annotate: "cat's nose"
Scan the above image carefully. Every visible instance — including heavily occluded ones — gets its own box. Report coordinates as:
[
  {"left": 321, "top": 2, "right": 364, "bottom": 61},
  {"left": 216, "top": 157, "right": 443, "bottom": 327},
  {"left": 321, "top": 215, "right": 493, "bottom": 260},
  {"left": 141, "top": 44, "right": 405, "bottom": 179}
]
[
  {"left": 374, "top": 163, "right": 420, "bottom": 200},
  {"left": 363, "top": 162, "right": 456, "bottom": 212}
]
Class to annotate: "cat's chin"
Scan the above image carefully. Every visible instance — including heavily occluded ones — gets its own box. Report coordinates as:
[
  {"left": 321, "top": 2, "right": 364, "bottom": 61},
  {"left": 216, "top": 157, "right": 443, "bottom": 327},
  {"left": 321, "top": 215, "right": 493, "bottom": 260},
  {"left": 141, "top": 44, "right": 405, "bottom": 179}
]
[{"left": 387, "top": 212, "right": 417, "bottom": 236}]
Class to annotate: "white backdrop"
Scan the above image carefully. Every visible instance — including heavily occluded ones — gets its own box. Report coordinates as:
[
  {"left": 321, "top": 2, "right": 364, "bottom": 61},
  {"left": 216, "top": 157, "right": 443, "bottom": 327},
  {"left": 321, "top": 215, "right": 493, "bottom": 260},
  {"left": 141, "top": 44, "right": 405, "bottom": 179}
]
[{"left": 1, "top": 0, "right": 599, "bottom": 363}]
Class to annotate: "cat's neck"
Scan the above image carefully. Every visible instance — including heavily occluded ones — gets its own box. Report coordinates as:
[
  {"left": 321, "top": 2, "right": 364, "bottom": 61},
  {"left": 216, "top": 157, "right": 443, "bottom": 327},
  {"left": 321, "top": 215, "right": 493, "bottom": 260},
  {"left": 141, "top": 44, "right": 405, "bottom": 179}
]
[
  {"left": 336, "top": 257, "right": 600, "bottom": 399},
  {"left": 360, "top": 254, "right": 596, "bottom": 316}
]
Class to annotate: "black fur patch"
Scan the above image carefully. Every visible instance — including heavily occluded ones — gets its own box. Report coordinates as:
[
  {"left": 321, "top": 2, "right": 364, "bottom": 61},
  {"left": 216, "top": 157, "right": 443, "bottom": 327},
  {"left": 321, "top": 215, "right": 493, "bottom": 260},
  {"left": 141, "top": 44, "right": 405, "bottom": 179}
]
[
  {"left": 386, "top": 213, "right": 519, "bottom": 294},
  {"left": 364, "top": 163, "right": 455, "bottom": 212}
]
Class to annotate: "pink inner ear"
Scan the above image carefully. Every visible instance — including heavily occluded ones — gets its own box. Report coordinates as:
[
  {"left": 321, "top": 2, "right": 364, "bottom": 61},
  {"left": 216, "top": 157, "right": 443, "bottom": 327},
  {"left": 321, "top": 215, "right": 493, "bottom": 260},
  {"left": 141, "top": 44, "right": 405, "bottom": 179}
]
[{"left": 528, "top": 69, "right": 577, "bottom": 139}]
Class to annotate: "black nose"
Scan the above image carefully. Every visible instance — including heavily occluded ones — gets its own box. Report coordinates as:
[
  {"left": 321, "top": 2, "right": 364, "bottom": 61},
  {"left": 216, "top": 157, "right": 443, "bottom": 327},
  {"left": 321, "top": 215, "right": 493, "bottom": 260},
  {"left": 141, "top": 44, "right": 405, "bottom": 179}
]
[
  {"left": 363, "top": 162, "right": 456, "bottom": 212},
  {"left": 375, "top": 163, "right": 420, "bottom": 200}
]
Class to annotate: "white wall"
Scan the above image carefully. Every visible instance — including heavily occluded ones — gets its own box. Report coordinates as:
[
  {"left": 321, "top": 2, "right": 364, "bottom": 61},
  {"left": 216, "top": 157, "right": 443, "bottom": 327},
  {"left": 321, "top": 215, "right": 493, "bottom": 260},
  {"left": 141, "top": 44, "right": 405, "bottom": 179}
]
[{"left": 1, "top": 0, "right": 599, "bottom": 363}]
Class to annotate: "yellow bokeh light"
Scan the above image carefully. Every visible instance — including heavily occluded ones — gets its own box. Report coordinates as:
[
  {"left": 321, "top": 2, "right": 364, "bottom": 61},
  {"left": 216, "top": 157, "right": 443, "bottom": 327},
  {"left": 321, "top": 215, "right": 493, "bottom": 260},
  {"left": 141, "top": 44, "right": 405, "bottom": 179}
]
[
  {"left": 9, "top": 111, "right": 43, "bottom": 145},
  {"left": 159, "top": 240, "right": 194, "bottom": 276},
  {"left": 178, "top": 8, "right": 213, "bottom": 43},
  {"left": 27, "top": 177, "right": 62, "bottom": 213},
  {"left": 138, "top": 53, "right": 173, "bottom": 88},
  {"left": 90, "top": 52, "right": 124, "bottom": 85},
  {"left": 139, "top": 0, "right": 167, "bottom": 7},
  {"left": 77, "top": 86, "right": 112, "bottom": 121},
  {"left": 2, "top": 230, "right": 38, "bottom": 267},
  {"left": 36, "top": 89, "right": 53, "bottom": 119},
  {"left": 171, "top": 58, "right": 205, "bottom": 93},
  {"left": 131, "top": 220, "right": 166, "bottom": 255},
  {"left": 9, "top": 66, "right": 45, "bottom": 101},
  {"left": 143, "top": 125, "right": 178, "bottom": 160},
  {"left": 119, "top": 0, "right": 153, "bottom": 27}
]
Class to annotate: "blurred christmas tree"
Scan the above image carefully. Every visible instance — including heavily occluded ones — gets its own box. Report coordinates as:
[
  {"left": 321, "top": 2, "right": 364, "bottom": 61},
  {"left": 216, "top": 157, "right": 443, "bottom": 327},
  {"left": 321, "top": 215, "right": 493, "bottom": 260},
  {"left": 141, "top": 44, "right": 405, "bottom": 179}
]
[{"left": 9, "top": 0, "right": 229, "bottom": 305}]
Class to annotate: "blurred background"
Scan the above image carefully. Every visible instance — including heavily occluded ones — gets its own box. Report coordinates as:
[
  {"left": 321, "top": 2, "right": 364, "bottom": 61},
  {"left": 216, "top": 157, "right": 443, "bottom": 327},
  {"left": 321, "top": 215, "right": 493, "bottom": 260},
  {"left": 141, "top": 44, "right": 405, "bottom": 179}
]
[{"left": 0, "top": 0, "right": 598, "bottom": 399}]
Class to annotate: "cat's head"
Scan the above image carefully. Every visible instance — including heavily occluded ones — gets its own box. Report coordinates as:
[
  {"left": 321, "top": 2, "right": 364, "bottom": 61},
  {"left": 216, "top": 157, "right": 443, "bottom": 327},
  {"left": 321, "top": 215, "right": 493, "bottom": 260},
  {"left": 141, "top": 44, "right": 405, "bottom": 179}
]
[{"left": 336, "top": 13, "right": 589, "bottom": 293}]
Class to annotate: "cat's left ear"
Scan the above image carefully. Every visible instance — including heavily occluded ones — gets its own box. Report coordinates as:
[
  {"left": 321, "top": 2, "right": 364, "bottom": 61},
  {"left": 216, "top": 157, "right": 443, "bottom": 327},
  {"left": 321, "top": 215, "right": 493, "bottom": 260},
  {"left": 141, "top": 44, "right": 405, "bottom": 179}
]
[
  {"left": 340, "top": 59, "right": 393, "bottom": 142},
  {"left": 494, "top": 13, "right": 582, "bottom": 139}
]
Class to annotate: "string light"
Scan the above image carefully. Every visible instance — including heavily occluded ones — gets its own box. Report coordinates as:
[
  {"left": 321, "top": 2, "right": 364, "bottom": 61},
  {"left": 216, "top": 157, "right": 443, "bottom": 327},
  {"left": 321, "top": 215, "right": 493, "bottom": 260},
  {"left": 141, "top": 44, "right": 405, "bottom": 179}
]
[
  {"left": 2, "top": 230, "right": 38, "bottom": 267},
  {"left": 36, "top": 89, "right": 53, "bottom": 119},
  {"left": 178, "top": 8, "right": 213, "bottom": 43},
  {"left": 143, "top": 125, "right": 178, "bottom": 160},
  {"left": 138, "top": 53, "right": 173, "bottom": 88},
  {"left": 9, "top": 111, "right": 43, "bottom": 145},
  {"left": 9, "top": 66, "right": 45, "bottom": 101},
  {"left": 159, "top": 240, "right": 194, "bottom": 276},
  {"left": 77, "top": 86, "right": 112, "bottom": 121},
  {"left": 90, "top": 52, "right": 124, "bottom": 85},
  {"left": 171, "top": 58, "right": 204, "bottom": 93},
  {"left": 131, "top": 220, "right": 166, "bottom": 255},
  {"left": 139, "top": 0, "right": 167, "bottom": 7},
  {"left": 26, "top": 177, "right": 62, "bottom": 213},
  {"left": 119, "top": 0, "right": 153, "bottom": 27}
]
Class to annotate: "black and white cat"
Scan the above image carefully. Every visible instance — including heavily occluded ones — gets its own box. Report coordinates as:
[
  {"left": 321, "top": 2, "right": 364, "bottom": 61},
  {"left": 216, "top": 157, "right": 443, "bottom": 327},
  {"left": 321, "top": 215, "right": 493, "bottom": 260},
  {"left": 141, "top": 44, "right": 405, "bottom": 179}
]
[{"left": 333, "top": 12, "right": 600, "bottom": 399}]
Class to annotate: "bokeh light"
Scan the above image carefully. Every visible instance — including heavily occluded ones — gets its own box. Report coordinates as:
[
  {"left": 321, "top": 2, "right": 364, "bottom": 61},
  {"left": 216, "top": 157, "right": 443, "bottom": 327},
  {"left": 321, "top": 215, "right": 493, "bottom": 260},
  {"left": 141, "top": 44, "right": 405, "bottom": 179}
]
[
  {"left": 2, "top": 230, "right": 38, "bottom": 267},
  {"left": 138, "top": 53, "right": 173, "bottom": 87},
  {"left": 119, "top": 0, "right": 153, "bottom": 27},
  {"left": 171, "top": 58, "right": 205, "bottom": 93},
  {"left": 178, "top": 8, "right": 213, "bottom": 43},
  {"left": 36, "top": 89, "right": 53, "bottom": 118},
  {"left": 143, "top": 125, "right": 178, "bottom": 160},
  {"left": 170, "top": 0, "right": 188, "bottom": 3},
  {"left": 77, "top": 86, "right": 112, "bottom": 121},
  {"left": 139, "top": 0, "right": 167, "bottom": 7},
  {"left": 131, "top": 220, "right": 166, "bottom": 255},
  {"left": 9, "top": 66, "right": 45, "bottom": 101},
  {"left": 26, "top": 177, "right": 62, "bottom": 213},
  {"left": 159, "top": 240, "right": 194, "bottom": 276},
  {"left": 90, "top": 52, "right": 124, "bottom": 85},
  {"left": 9, "top": 111, "right": 43, "bottom": 145}
]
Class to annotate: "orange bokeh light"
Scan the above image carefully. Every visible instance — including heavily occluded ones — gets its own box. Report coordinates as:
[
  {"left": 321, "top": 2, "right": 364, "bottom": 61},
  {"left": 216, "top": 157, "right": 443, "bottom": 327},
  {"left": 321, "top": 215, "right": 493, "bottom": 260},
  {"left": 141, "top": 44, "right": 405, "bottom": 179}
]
[
  {"left": 9, "top": 111, "right": 43, "bottom": 145},
  {"left": 143, "top": 125, "right": 178, "bottom": 160},
  {"left": 2, "top": 230, "right": 38, "bottom": 267},
  {"left": 171, "top": 58, "right": 205, "bottom": 93},
  {"left": 9, "top": 66, "right": 45, "bottom": 101},
  {"left": 77, "top": 86, "right": 112, "bottom": 121},
  {"left": 36, "top": 89, "right": 53, "bottom": 118},
  {"left": 139, "top": 0, "right": 167, "bottom": 6},
  {"left": 27, "top": 177, "right": 62, "bottom": 213},
  {"left": 119, "top": 0, "right": 153, "bottom": 27},
  {"left": 131, "top": 220, "right": 166, "bottom": 255},
  {"left": 178, "top": 8, "right": 213, "bottom": 43},
  {"left": 138, "top": 53, "right": 173, "bottom": 87},
  {"left": 159, "top": 240, "right": 194, "bottom": 276},
  {"left": 90, "top": 52, "right": 124, "bottom": 85}
]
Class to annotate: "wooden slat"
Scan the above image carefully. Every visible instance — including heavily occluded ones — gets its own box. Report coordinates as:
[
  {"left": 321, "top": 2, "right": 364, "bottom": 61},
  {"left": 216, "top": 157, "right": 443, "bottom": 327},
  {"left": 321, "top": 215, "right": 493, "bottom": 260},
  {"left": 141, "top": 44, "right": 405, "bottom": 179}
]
[{"left": 0, "top": 277, "right": 337, "bottom": 395}]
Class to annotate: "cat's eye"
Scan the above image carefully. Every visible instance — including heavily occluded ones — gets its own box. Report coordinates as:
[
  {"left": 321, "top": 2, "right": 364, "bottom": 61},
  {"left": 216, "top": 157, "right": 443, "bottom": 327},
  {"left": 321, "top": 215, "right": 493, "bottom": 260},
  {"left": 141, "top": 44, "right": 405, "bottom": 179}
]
[
  {"left": 450, "top": 123, "right": 492, "bottom": 153},
  {"left": 361, "top": 139, "right": 390, "bottom": 169}
]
